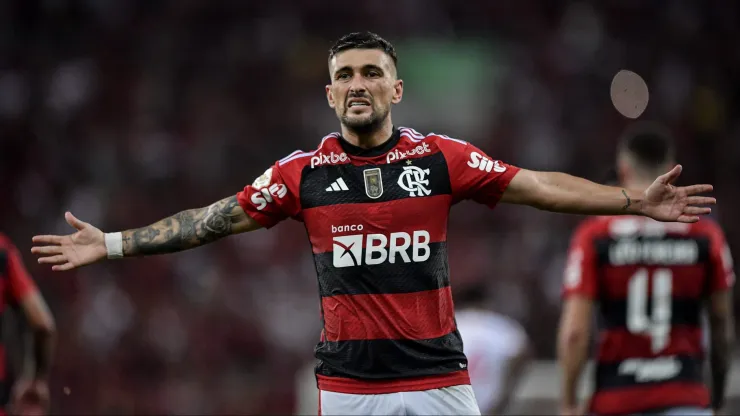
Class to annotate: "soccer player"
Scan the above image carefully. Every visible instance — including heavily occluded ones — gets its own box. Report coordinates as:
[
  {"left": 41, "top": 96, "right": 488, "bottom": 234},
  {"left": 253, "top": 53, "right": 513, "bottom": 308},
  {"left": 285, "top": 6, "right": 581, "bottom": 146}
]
[
  {"left": 558, "top": 123, "right": 734, "bottom": 416},
  {"left": 0, "top": 234, "right": 56, "bottom": 416},
  {"left": 455, "top": 285, "right": 531, "bottom": 415},
  {"left": 31, "top": 32, "right": 716, "bottom": 415}
]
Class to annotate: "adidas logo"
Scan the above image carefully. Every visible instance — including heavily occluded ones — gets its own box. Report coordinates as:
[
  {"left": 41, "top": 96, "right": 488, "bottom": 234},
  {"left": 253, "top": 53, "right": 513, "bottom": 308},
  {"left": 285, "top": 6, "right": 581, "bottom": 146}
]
[{"left": 326, "top": 178, "right": 349, "bottom": 192}]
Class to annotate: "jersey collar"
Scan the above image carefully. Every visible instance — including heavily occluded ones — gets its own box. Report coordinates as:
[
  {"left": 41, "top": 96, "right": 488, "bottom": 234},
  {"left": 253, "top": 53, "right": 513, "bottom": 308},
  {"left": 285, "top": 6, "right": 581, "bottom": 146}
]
[{"left": 338, "top": 127, "right": 401, "bottom": 158}]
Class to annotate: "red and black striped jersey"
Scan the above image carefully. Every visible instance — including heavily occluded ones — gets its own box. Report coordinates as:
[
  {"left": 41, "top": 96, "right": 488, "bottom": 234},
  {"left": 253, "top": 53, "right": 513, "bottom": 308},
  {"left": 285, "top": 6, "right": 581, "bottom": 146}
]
[
  {"left": 562, "top": 216, "right": 735, "bottom": 415},
  {"left": 0, "top": 234, "right": 39, "bottom": 408},
  {"left": 236, "top": 127, "right": 519, "bottom": 394}
]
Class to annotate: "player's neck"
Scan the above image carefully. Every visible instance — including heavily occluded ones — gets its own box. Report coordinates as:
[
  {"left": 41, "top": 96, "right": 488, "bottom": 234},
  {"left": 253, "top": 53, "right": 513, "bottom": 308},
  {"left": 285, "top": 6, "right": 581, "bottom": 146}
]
[{"left": 341, "top": 119, "right": 395, "bottom": 149}]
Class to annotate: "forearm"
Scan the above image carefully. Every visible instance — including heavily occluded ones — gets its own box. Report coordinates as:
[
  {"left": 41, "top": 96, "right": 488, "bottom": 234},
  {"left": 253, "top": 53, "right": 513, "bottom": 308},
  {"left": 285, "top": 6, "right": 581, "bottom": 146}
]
[
  {"left": 491, "top": 348, "right": 531, "bottom": 414},
  {"left": 525, "top": 171, "right": 643, "bottom": 215},
  {"left": 121, "top": 196, "right": 243, "bottom": 256},
  {"left": 538, "top": 172, "right": 644, "bottom": 215},
  {"left": 558, "top": 330, "right": 589, "bottom": 407},
  {"left": 32, "top": 328, "right": 55, "bottom": 380},
  {"left": 709, "top": 322, "right": 733, "bottom": 410}
]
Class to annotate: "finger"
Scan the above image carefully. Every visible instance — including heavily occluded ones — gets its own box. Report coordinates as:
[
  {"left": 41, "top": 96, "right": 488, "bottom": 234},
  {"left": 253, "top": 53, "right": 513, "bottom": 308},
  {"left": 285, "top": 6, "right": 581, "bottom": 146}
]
[
  {"left": 65, "top": 211, "right": 88, "bottom": 231},
  {"left": 682, "top": 184, "right": 714, "bottom": 196},
  {"left": 31, "top": 235, "right": 63, "bottom": 245},
  {"left": 686, "top": 196, "right": 716, "bottom": 205},
  {"left": 676, "top": 214, "right": 700, "bottom": 223},
  {"left": 52, "top": 263, "right": 76, "bottom": 272},
  {"left": 684, "top": 206, "right": 711, "bottom": 215},
  {"left": 657, "top": 164, "right": 682, "bottom": 185},
  {"left": 30, "top": 246, "right": 63, "bottom": 255},
  {"left": 37, "top": 255, "right": 67, "bottom": 265}
]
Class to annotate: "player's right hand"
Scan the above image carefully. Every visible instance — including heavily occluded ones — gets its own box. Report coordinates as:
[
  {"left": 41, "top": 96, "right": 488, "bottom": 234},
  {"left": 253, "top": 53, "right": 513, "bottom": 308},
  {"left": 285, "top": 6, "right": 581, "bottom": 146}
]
[
  {"left": 11, "top": 378, "right": 50, "bottom": 415},
  {"left": 31, "top": 211, "right": 107, "bottom": 271}
]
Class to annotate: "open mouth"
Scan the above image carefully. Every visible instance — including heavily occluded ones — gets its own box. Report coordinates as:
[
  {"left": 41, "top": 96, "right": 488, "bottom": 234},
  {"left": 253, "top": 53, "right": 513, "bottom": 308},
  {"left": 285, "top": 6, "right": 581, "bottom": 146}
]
[{"left": 347, "top": 99, "right": 371, "bottom": 108}]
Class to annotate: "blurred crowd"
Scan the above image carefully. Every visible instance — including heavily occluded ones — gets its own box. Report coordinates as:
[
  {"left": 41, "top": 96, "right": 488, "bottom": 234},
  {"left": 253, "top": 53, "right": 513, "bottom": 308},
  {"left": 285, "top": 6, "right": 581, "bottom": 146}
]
[{"left": 0, "top": 0, "right": 738, "bottom": 413}]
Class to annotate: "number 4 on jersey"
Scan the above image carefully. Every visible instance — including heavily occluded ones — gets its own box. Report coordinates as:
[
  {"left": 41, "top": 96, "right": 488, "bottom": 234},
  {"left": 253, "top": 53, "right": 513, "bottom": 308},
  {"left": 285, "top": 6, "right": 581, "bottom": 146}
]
[{"left": 627, "top": 268, "right": 673, "bottom": 353}]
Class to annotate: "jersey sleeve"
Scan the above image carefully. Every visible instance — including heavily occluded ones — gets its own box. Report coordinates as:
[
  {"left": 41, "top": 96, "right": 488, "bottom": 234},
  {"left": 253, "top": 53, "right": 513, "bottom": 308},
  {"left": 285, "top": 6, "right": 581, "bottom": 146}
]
[
  {"left": 562, "top": 221, "right": 599, "bottom": 299},
  {"left": 704, "top": 221, "right": 735, "bottom": 292},
  {"left": 2, "top": 240, "right": 39, "bottom": 304},
  {"left": 436, "top": 137, "right": 520, "bottom": 208},
  {"left": 236, "top": 159, "right": 302, "bottom": 229}
]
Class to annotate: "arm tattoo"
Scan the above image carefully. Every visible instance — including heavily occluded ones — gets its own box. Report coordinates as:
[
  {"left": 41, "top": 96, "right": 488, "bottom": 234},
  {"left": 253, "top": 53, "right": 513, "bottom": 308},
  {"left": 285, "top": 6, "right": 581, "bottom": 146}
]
[
  {"left": 621, "top": 189, "right": 631, "bottom": 210},
  {"left": 122, "top": 196, "right": 243, "bottom": 256}
]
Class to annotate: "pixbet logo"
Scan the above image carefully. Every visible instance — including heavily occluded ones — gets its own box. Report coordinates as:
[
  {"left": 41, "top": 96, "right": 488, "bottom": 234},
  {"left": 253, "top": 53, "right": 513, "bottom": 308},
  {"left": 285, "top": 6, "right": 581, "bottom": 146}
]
[
  {"left": 332, "top": 230, "right": 431, "bottom": 268},
  {"left": 311, "top": 152, "right": 348, "bottom": 169},
  {"left": 250, "top": 183, "right": 287, "bottom": 211},
  {"left": 467, "top": 151, "right": 506, "bottom": 173},
  {"left": 386, "top": 143, "right": 431, "bottom": 164}
]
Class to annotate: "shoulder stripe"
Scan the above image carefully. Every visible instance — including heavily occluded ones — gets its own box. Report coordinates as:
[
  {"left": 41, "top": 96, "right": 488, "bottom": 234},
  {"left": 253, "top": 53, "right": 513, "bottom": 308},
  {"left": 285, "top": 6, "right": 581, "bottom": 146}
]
[
  {"left": 399, "top": 127, "right": 425, "bottom": 140},
  {"left": 278, "top": 133, "right": 340, "bottom": 166},
  {"left": 279, "top": 151, "right": 315, "bottom": 166},
  {"left": 278, "top": 150, "right": 303, "bottom": 163},
  {"left": 400, "top": 132, "right": 424, "bottom": 143}
]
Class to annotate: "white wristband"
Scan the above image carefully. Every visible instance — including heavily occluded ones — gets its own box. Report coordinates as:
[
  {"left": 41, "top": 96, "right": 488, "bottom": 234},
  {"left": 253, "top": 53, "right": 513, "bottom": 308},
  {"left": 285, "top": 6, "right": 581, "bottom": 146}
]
[{"left": 104, "top": 232, "right": 124, "bottom": 259}]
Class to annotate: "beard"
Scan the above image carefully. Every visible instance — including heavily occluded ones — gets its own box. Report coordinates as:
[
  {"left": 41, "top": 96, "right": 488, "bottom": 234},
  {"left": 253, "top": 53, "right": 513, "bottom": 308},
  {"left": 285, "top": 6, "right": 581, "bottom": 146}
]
[{"left": 340, "top": 105, "right": 389, "bottom": 135}]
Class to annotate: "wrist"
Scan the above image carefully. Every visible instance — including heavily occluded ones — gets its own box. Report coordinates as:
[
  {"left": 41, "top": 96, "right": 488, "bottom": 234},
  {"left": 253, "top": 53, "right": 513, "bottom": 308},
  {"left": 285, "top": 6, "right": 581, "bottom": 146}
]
[
  {"left": 104, "top": 232, "right": 124, "bottom": 259},
  {"left": 621, "top": 189, "right": 645, "bottom": 215}
]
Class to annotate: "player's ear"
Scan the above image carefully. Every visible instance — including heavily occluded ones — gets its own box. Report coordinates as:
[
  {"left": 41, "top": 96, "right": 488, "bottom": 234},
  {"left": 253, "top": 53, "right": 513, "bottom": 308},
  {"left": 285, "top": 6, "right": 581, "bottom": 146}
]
[
  {"left": 326, "top": 85, "right": 336, "bottom": 109},
  {"left": 392, "top": 79, "right": 403, "bottom": 104}
]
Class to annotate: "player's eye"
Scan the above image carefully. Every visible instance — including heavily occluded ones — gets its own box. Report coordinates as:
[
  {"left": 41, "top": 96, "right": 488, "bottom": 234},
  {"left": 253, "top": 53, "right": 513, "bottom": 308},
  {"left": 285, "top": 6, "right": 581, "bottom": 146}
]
[
  {"left": 336, "top": 73, "right": 351, "bottom": 80},
  {"left": 367, "top": 70, "right": 381, "bottom": 78}
]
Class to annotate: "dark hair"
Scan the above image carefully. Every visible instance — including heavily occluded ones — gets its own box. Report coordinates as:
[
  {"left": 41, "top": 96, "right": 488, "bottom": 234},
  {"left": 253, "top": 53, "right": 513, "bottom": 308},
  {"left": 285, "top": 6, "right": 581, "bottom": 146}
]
[
  {"left": 618, "top": 122, "right": 675, "bottom": 169},
  {"left": 328, "top": 31, "right": 398, "bottom": 67}
]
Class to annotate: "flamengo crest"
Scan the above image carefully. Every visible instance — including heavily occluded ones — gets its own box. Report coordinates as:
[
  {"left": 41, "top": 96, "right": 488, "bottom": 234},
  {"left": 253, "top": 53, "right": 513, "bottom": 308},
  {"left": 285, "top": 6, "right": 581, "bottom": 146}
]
[
  {"left": 363, "top": 168, "right": 383, "bottom": 199},
  {"left": 398, "top": 166, "right": 431, "bottom": 197}
]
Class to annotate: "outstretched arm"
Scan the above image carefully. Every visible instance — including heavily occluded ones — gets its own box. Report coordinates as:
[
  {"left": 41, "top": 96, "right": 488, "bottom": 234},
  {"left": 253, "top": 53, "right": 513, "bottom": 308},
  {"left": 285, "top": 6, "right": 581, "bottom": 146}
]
[
  {"left": 502, "top": 165, "right": 715, "bottom": 223},
  {"left": 32, "top": 195, "right": 261, "bottom": 270},
  {"left": 121, "top": 195, "right": 257, "bottom": 256}
]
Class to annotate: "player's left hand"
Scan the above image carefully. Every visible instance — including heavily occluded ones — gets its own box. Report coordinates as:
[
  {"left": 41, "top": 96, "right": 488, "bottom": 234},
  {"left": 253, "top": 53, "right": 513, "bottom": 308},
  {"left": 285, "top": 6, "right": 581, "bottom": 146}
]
[
  {"left": 641, "top": 164, "right": 715, "bottom": 223},
  {"left": 11, "top": 378, "right": 50, "bottom": 415}
]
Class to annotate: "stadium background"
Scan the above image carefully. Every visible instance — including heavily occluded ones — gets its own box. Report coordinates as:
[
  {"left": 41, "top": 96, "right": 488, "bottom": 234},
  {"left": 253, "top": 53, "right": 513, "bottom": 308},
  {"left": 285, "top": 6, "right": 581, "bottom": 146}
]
[{"left": 0, "top": 0, "right": 738, "bottom": 414}]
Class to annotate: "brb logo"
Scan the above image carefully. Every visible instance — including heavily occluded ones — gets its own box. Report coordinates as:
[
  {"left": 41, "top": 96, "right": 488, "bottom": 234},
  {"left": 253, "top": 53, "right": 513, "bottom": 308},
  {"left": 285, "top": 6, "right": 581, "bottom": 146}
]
[
  {"left": 468, "top": 151, "right": 506, "bottom": 173},
  {"left": 311, "top": 152, "right": 348, "bottom": 169},
  {"left": 332, "top": 228, "right": 431, "bottom": 268},
  {"left": 397, "top": 166, "right": 431, "bottom": 197}
]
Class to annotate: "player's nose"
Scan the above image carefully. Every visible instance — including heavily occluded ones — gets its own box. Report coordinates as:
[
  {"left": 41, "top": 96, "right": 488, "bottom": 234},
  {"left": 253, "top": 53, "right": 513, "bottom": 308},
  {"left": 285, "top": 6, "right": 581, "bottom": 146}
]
[{"left": 348, "top": 78, "right": 368, "bottom": 94}]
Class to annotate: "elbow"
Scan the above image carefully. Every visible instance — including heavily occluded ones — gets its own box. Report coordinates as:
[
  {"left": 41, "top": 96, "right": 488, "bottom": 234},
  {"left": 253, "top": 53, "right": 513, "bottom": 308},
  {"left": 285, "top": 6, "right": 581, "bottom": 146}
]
[
  {"left": 528, "top": 172, "right": 568, "bottom": 212},
  {"left": 33, "top": 317, "right": 56, "bottom": 338},
  {"left": 521, "top": 190, "right": 557, "bottom": 212},
  {"left": 531, "top": 198, "right": 555, "bottom": 212}
]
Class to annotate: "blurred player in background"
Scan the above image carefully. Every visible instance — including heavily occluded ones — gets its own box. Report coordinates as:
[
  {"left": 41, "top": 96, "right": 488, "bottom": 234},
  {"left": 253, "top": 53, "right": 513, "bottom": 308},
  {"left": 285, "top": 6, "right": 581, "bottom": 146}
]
[
  {"left": 32, "top": 32, "right": 716, "bottom": 415},
  {"left": 0, "top": 235, "right": 56, "bottom": 416},
  {"left": 455, "top": 284, "right": 531, "bottom": 415},
  {"left": 558, "top": 123, "right": 735, "bottom": 416}
]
